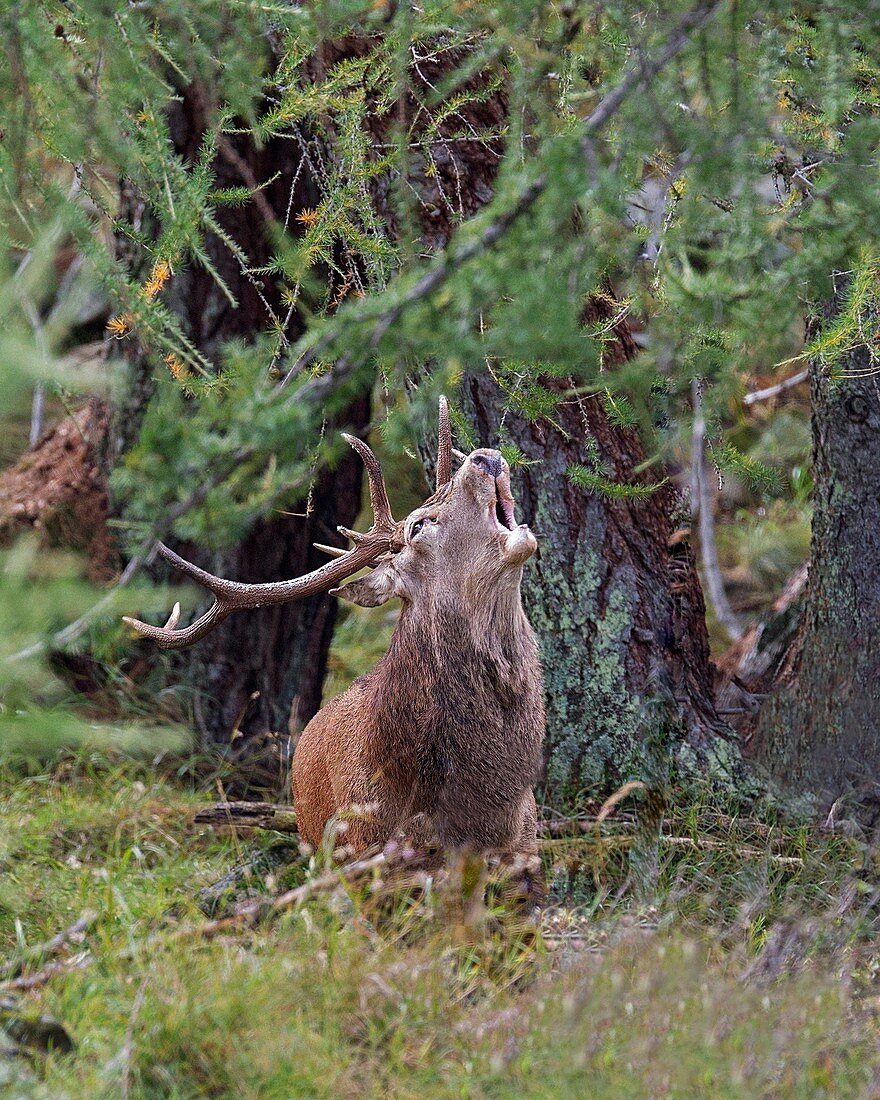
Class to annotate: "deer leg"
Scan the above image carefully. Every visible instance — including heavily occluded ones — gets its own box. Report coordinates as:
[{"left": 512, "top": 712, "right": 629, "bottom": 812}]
[{"left": 490, "top": 792, "right": 545, "bottom": 911}]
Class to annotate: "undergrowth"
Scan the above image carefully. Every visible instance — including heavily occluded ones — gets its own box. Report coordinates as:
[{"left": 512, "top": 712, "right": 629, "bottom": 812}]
[{"left": 1, "top": 753, "right": 878, "bottom": 1098}]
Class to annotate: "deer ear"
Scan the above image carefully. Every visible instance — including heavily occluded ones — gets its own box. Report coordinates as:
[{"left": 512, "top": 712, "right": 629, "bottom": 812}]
[{"left": 331, "top": 561, "right": 400, "bottom": 607}]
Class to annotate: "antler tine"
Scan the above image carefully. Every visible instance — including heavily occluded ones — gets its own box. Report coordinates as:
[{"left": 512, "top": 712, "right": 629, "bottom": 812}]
[
  {"left": 436, "top": 395, "right": 452, "bottom": 490},
  {"left": 314, "top": 542, "right": 348, "bottom": 558},
  {"left": 123, "top": 432, "right": 399, "bottom": 651},
  {"left": 341, "top": 433, "right": 395, "bottom": 531},
  {"left": 123, "top": 598, "right": 233, "bottom": 650},
  {"left": 122, "top": 535, "right": 390, "bottom": 650}
]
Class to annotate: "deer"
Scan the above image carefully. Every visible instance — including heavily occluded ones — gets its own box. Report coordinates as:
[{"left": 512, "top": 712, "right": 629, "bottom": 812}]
[{"left": 124, "top": 398, "right": 546, "bottom": 867}]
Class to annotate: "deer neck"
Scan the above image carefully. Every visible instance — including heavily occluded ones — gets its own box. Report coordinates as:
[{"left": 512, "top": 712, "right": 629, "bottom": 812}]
[
  {"left": 364, "top": 571, "right": 544, "bottom": 818},
  {"left": 379, "top": 571, "right": 537, "bottom": 707}
]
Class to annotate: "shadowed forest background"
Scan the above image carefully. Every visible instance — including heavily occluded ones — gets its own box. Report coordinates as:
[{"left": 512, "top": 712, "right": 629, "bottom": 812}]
[{"left": 3, "top": 0, "right": 880, "bottom": 1094}]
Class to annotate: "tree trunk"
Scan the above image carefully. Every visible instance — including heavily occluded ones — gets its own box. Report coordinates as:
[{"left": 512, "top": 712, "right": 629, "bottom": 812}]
[
  {"left": 183, "top": 425, "right": 367, "bottom": 756},
  {"left": 463, "top": 306, "right": 731, "bottom": 807},
  {"left": 114, "top": 80, "right": 370, "bottom": 764},
  {"left": 751, "top": 283, "right": 880, "bottom": 802}
]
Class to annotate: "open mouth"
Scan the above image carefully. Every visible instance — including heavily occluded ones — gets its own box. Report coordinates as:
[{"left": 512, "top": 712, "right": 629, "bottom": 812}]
[{"left": 493, "top": 489, "right": 517, "bottom": 531}]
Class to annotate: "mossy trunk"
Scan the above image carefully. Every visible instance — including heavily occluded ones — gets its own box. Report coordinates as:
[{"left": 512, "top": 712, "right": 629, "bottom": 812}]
[
  {"left": 463, "top": 306, "right": 732, "bottom": 808},
  {"left": 751, "top": 286, "right": 880, "bottom": 801},
  {"left": 115, "top": 81, "right": 369, "bottom": 760}
]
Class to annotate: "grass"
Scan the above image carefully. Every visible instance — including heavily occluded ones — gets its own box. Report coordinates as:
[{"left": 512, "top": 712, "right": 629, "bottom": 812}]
[{"left": 1, "top": 754, "right": 878, "bottom": 1098}]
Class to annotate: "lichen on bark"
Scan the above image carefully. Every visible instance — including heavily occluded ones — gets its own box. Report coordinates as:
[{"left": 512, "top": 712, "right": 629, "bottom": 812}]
[
  {"left": 463, "top": 315, "right": 732, "bottom": 810},
  {"left": 531, "top": 542, "right": 644, "bottom": 804}
]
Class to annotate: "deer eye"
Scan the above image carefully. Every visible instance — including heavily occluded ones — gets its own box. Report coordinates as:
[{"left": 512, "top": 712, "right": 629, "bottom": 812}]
[{"left": 410, "top": 516, "right": 437, "bottom": 539}]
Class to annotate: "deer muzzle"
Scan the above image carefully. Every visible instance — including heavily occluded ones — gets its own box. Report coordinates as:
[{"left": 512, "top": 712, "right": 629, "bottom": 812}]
[{"left": 500, "top": 523, "right": 538, "bottom": 564}]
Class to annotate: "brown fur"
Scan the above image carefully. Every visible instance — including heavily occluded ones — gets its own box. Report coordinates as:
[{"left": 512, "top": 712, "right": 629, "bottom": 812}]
[{"left": 292, "top": 449, "right": 545, "bottom": 858}]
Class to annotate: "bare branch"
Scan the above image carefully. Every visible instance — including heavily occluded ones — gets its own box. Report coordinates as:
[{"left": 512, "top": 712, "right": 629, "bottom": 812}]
[
  {"left": 743, "top": 368, "right": 809, "bottom": 406},
  {"left": 692, "top": 381, "right": 743, "bottom": 642},
  {"left": 0, "top": 910, "right": 97, "bottom": 982}
]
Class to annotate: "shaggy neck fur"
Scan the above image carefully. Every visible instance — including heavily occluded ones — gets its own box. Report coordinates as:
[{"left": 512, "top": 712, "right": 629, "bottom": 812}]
[{"left": 367, "top": 571, "right": 544, "bottom": 813}]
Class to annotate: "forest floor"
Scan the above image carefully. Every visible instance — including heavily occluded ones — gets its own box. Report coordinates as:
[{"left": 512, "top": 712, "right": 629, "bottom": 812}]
[{"left": 1, "top": 754, "right": 879, "bottom": 1098}]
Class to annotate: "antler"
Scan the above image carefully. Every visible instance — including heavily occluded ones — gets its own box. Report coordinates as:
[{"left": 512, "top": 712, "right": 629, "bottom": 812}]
[
  {"left": 436, "top": 395, "right": 452, "bottom": 490},
  {"left": 123, "top": 435, "right": 397, "bottom": 650}
]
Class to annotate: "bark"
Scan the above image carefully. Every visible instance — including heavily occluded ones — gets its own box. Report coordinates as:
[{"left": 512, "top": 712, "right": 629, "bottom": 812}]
[
  {"left": 115, "top": 79, "right": 370, "bottom": 761},
  {"left": 751, "top": 284, "right": 880, "bottom": 801},
  {"left": 463, "top": 305, "right": 732, "bottom": 807}
]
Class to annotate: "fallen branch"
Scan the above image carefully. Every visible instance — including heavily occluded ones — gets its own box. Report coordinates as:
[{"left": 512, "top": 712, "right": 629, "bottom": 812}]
[
  {"left": 177, "top": 849, "right": 391, "bottom": 941},
  {"left": 194, "top": 800, "right": 298, "bottom": 833},
  {"left": 540, "top": 832, "right": 804, "bottom": 868},
  {"left": 540, "top": 835, "right": 632, "bottom": 853},
  {"left": 0, "top": 951, "right": 92, "bottom": 992},
  {"left": 195, "top": 843, "right": 300, "bottom": 916},
  {"left": 539, "top": 816, "right": 635, "bottom": 837},
  {"left": 660, "top": 835, "right": 803, "bottom": 866}
]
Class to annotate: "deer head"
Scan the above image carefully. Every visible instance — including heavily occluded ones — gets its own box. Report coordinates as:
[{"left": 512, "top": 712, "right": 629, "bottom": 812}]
[
  {"left": 122, "top": 398, "right": 536, "bottom": 647},
  {"left": 335, "top": 446, "right": 536, "bottom": 610}
]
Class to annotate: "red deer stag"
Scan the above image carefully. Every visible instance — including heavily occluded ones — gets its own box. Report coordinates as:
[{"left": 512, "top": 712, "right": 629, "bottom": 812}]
[{"left": 124, "top": 399, "right": 545, "bottom": 860}]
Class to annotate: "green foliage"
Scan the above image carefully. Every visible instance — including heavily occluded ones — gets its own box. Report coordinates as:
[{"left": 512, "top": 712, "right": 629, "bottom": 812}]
[
  {"left": 3, "top": 0, "right": 880, "bottom": 804},
  {"left": 5, "top": 12, "right": 880, "bottom": 1087},
  {"left": 803, "top": 252, "right": 880, "bottom": 377},
  {"left": 4, "top": 0, "right": 880, "bottom": 540},
  {"left": 568, "top": 462, "right": 665, "bottom": 500},
  {"left": 0, "top": 536, "right": 189, "bottom": 768},
  {"left": 710, "top": 442, "right": 780, "bottom": 498}
]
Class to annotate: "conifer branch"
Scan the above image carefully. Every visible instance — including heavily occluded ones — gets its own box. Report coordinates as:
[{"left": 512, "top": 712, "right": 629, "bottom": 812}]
[{"left": 276, "top": 0, "right": 724, "bottom": 394}]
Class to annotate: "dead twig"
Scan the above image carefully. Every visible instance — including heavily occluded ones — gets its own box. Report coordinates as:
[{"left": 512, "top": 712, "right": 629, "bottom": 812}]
[
  {"left": 539, "top": 815, "right": 635, "bottom": 836},
  {"left": 174, "top": 849, "right": 391, "bottom": 941},
  {"left": 743, "top": 368, "right": 809, "bottom": 406},
  {"left": 541, "top": 832, "right": 804, "bottom": 868},
  {"left": 0, "top": 910, "right": 97, "bottom": 981},
  {"left": 0, "top": 951, "right": 91, "bottom": 992},
  {"left": 596, "top": 781, "right": 646, "bottom": 827},
  {"left": 659, "top": 835, "right": 803, "bottom": 866}
]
